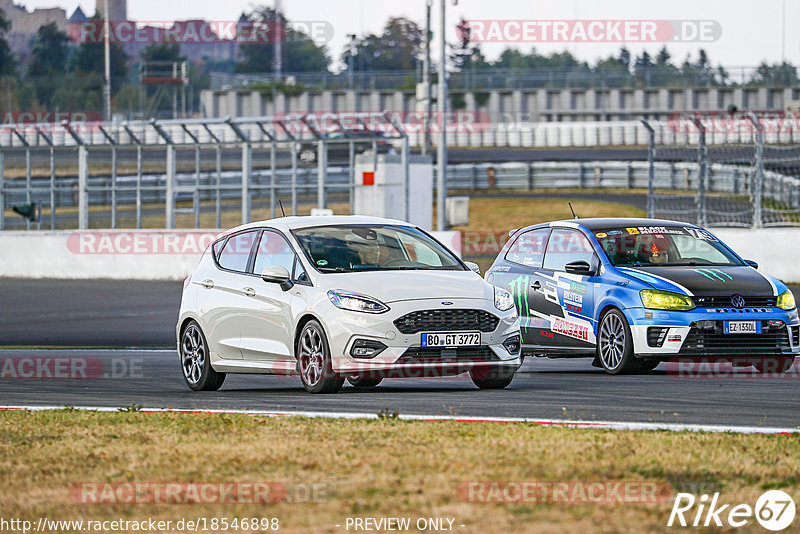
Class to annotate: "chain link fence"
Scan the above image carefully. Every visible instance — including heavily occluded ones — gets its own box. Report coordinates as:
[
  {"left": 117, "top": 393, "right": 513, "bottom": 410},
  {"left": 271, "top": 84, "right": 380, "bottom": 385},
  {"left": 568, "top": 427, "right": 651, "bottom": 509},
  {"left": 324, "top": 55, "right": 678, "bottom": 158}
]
[{"left": 643, "top": 118, "right": 800, "bottom": 228}]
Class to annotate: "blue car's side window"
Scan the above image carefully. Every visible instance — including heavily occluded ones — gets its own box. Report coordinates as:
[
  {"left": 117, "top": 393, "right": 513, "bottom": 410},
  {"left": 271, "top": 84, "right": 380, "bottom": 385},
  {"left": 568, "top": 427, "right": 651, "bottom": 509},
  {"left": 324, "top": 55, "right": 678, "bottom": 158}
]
[
  {"left": 543, "top": 229, "right": 596, "bottom": 272},
  {"left": 505, "top": 229, "right": 550, "bottom": 268}
]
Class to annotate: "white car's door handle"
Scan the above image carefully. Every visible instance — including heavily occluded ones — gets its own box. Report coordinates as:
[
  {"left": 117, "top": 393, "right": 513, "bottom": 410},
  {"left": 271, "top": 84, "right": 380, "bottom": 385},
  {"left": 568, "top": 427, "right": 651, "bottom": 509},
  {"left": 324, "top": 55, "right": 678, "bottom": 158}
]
[
  {"left": 243, "top": 287, "right": 256, "bottom": 297},
  {"left": 202, "top": 279, "right": 214, "bottom": 289}
]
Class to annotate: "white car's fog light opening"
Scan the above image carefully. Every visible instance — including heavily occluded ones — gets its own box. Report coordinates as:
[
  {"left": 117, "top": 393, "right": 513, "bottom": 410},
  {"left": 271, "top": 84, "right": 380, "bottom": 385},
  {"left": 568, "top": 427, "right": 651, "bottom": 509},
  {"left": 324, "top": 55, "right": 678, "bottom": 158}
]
[
  {"left": 502, "top": 335, "right": 521, "bottom": 355},
  {"left": 350, "top": 339, "right": 388, "bottom": 359}
]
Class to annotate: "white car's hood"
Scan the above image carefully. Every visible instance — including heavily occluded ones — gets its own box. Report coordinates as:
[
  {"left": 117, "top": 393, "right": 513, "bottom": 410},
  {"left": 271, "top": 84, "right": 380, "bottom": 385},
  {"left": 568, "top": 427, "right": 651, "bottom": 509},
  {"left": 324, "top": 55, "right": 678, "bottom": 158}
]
[{"left": 318, "top": 270, "right": 493, "bottom": 304}]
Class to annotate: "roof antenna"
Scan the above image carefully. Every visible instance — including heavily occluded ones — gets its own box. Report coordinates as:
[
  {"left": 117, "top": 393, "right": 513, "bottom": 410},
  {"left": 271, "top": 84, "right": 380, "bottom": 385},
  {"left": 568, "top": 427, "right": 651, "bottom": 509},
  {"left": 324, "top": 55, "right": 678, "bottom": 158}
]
[
  {"left": 278, "top": 200, "right": 287, "bottom": 218},
  {"left": 569, "top": 202, "right": 580, "bottom": 219}
]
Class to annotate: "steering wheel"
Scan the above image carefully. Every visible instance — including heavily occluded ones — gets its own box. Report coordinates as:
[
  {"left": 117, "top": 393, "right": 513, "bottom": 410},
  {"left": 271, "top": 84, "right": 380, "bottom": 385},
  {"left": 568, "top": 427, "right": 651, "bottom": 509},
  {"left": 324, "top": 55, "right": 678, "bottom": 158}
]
[{"left": 380, "top": 257, "right": 414, "bottom": 267}]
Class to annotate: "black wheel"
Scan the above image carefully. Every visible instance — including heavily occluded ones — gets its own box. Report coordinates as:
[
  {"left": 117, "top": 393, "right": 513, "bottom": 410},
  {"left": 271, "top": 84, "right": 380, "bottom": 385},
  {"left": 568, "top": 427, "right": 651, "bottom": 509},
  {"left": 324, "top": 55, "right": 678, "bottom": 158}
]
[
  {"left": 469, "top": 366, "right": 516, "bottom": 389},
  {"left": 753, "top": 357, "right": 795, "bottom": 374},
  {"left": 347, "top": 375, "right": 383, "bottom": 388},
  {"left": 297, "top": 320, "right": 344, "bottom": 394},
  {"left": 597, "top": 309, "right": 638, "bottom": 375},
  {"left": 180, "top": 321, "right": 225, "bottom": 391}
]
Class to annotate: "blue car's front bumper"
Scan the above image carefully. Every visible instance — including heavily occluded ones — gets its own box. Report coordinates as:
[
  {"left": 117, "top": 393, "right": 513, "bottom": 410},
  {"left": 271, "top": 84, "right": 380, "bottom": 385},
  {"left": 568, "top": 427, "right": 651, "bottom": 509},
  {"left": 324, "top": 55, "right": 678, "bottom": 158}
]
[{"left": 622, "top": 307, "right": 800, "bottom": 359}]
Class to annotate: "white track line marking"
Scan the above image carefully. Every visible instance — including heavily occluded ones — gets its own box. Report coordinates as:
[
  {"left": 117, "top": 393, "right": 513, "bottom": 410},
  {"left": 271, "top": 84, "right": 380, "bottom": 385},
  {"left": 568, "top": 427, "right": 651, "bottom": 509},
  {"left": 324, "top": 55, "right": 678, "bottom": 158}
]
[{"left": 0, "top": 405, "right": 796, "bottom": 435}]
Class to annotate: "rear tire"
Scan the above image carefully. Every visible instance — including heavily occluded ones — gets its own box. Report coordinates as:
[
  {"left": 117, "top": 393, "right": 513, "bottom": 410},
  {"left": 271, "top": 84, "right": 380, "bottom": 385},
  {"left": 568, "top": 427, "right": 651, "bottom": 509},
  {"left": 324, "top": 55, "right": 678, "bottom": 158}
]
[
  {"left": 180, "top": 321, "right": 226, "bottom": 391},
  {"left": 470, "top": 366, "right": 516, "bottom": 389},
  {"left": 753, "top": 357, "right": 795, "bottom": 374},
  {"left": 597, "top": 309, "right": 639, "bottom": 375},
  {"left": 297, "top": 320, "right": 344, "bottom": 394}
]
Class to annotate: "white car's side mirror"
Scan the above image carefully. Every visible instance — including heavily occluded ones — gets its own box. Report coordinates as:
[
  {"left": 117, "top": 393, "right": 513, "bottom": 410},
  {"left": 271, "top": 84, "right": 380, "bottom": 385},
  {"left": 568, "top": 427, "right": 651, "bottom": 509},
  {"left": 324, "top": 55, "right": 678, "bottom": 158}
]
[
  {"left": 464, "top": 261, "right": 481, "bottom": 275},
  {"left": 261, "top": 266, "right": 293, "bottom": 292}
]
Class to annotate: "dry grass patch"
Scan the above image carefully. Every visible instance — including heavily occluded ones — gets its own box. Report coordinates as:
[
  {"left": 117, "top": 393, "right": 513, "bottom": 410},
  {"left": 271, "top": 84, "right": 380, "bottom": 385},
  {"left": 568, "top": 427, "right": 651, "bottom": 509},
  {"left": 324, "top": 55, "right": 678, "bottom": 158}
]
[{"left": 1, "top": 410, "right": 798, "bottom": 533}]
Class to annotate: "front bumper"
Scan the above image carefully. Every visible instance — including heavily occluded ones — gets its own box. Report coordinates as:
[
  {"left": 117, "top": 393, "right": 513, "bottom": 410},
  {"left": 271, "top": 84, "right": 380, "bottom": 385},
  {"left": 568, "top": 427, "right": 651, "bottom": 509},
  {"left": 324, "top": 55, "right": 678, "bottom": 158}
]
[
  {"left": 317, "top": 298, "right": 522, "bottom": 374},
  {"left": 626, "top": 307, "right": 800, "bottom": 359}
]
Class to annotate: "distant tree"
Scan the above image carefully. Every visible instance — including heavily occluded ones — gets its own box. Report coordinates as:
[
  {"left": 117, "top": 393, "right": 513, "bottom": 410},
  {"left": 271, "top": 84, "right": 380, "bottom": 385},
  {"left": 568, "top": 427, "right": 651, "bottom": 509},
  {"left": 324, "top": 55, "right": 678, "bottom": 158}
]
[
  {"left": 141, "top": 42, "right": 185, "bottom": 63},
  {"left": 27, "top": 23, "right": 71, "bottom": 105},
  {"left": 451, "top": 18, "right": 489, "bottom": 72},
  {"left": 0, "top": 8, "right": 15, "bottom": 77},
  {"left": 633, "top": 51, "right": 654, "bottom": 86},
  {"left": 72, "top": 16, "right": 129, "bottom": 94},
  {"left": 749, "top": 61, "right": 798, "bottom": 87},
  {"left": 656, "top": 46, "right": 671, "bottom": 66},
  {"left": 236, "top": 6, "right": 330, "bottom": 74},
  {"left": 343, "top": 17, "right": 423, "bottom": 72},
  {"left": 618, "top": 47, "right": 631, "bottom": 70}
]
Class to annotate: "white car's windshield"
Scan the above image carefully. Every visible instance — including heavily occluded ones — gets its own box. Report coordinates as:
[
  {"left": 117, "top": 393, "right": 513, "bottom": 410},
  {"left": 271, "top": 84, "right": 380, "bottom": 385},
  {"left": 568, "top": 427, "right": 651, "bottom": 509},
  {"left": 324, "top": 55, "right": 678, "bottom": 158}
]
[
  {"left": 293, "top": 225, "right": 465, "bottom": 273},
  {"left": 594, "top": 225, "right": 743, "bottom": 267}
]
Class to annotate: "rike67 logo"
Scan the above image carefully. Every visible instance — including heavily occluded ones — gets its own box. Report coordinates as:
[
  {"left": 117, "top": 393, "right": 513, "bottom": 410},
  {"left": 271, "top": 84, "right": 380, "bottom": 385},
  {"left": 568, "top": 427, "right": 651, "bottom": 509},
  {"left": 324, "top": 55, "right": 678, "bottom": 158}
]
[{"left": 668, "top": 490, "right": 796, "bottom": 531}]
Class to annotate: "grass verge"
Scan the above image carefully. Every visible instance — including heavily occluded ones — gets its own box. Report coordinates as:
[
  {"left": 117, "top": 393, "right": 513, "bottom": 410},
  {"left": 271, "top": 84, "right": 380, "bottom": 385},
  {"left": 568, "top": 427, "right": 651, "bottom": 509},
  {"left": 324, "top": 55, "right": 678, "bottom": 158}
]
[{"left": 1, "top": 410, "right": 798, "bottom": 533}]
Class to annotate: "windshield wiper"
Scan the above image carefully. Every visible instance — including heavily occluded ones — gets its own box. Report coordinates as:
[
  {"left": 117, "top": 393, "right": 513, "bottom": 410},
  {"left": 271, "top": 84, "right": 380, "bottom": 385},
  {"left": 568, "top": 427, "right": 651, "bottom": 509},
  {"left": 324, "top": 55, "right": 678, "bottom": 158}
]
[{"left": 317, "top": 266, "right": 348, "bottom": 273}]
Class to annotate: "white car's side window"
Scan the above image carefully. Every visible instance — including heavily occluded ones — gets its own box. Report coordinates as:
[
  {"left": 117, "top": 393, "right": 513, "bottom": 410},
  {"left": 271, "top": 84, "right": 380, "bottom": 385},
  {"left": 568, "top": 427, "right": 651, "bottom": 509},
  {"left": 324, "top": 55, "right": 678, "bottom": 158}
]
[
  {"left": 217, "top": 231, "right": 258, "bottom": 273},
  {"left": 253, "top": 230, "right": 297, "bottom": 276}
]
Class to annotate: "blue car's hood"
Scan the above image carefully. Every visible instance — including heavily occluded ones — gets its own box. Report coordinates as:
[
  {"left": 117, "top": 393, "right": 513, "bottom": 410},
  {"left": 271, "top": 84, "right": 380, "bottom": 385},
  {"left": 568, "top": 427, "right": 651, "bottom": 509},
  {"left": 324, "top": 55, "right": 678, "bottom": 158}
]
[{"left": 616, "top": 265, "right": 776, "bottom": 297}]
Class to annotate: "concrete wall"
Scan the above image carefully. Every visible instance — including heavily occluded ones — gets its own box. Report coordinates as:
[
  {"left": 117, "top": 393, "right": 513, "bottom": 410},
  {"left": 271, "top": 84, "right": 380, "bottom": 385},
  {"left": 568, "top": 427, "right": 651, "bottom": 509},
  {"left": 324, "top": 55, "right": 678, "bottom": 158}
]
[{"left": 0, "top": 230, "right": 463, "bottom": 281}]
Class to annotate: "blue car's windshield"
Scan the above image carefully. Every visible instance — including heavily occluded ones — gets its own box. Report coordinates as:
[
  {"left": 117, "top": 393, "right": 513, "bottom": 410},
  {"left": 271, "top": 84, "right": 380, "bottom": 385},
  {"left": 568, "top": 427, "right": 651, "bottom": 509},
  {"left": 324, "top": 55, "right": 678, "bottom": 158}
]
[{"left": 593, "top": 225, "right": 743, "bottom": 267}]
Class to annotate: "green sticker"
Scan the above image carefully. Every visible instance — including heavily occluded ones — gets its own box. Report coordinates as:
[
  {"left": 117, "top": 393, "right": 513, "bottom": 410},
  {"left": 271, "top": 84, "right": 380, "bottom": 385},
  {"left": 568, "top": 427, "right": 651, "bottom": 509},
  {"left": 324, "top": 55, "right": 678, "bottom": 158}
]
[
  {"left": 317, "top": 259, "right": 328, "bottom": 266},
  {"left": 570, "top": 281, "right": 588, "bottom": 294}
]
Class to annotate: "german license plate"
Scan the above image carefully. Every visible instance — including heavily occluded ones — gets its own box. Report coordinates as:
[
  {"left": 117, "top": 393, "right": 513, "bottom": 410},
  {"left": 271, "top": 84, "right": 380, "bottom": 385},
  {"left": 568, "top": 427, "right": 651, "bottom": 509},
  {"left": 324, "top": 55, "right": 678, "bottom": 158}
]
[
  {"left": 421, "top": 332, "right": 481, "bottom": 347},
  {"left": 724, "top": 321, "right": 761, "bottom": 334}
]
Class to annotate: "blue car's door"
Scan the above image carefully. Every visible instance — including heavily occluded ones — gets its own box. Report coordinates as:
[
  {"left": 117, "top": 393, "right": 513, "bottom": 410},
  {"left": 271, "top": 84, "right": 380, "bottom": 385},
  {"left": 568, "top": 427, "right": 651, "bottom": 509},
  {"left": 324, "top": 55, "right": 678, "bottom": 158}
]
[{"left": 536, "top": 228, "right": 599, "bottom": 352}]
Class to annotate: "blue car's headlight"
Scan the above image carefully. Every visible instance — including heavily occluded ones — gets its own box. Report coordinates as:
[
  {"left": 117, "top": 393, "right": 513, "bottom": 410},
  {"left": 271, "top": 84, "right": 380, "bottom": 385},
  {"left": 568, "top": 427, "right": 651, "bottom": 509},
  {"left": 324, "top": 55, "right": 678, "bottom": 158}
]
[
  {"left": 328, "top": 290, "right": 389, "bottom": 314},
  {"left": 494, "top": 287, "right": 515, "bottom": 311},
  {"left": 777, "top": 290, "right": 796, "bottom": 311},
  {"left": 640, "top": 289, "right": 695, "bottom": 311}
]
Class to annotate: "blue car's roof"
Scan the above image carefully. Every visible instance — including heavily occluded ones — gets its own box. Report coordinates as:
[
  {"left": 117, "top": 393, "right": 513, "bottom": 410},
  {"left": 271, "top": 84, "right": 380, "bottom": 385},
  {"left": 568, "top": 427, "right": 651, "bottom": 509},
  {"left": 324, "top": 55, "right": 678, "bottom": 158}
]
[{"left": 531, "top": 218, "right": 700, "bottom": 231}]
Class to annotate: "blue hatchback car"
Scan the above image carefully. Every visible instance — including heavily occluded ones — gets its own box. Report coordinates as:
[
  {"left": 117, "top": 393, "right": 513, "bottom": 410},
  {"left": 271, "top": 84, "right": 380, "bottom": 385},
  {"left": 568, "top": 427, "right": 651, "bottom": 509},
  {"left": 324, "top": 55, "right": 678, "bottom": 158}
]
[{"left": 485, "top": 218, "right": 799, "bottom": 374}]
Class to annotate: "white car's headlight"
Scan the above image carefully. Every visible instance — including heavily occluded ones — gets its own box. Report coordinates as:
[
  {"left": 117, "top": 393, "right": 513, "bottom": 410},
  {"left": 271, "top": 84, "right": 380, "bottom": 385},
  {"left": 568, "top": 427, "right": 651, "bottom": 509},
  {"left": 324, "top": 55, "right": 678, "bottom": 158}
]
[
  {"left": 328, "top": 290, "right": 389, "bottom": 314},
  {"left": 494, "top": 287, "right": 515, "bottom": 311}
]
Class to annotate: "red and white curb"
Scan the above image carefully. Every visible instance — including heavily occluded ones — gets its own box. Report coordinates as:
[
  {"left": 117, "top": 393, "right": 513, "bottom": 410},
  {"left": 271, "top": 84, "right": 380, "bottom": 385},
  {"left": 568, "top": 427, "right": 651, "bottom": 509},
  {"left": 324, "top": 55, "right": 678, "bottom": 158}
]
[{"left": 0, "top": 405, "right": 797, "bottom": 435}]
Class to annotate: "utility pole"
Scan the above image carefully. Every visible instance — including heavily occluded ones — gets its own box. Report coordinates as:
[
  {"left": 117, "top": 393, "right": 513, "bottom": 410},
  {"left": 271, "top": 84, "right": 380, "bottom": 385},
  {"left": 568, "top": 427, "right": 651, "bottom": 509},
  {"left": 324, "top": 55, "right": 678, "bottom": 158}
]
[
  {"left": 436, "top": 0, "right": 453, "bottom": 231},
  {"left": 422, "top": 0, "right": 432, "bottom": 155},
  {"left": 103, "top": 0, "right": 112, "bottom": 122},
  {"left": 274, "top": 0, "right": 283, "bottom": 81},
  {"left": 347, "top": 34, "right": 357, "bottom": 89}
]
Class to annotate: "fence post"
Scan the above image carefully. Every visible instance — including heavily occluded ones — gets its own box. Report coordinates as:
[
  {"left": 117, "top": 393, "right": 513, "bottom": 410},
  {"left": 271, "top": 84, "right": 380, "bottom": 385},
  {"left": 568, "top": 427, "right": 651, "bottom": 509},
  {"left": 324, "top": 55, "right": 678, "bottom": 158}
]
[
  {"left": 527, "top": 162, "right": 533, "bottom": 190},
  {"left": 749, "top": 113, "right": 764, "bottom": 229},
  {"left": 578, "top": 162, "right": 586, "bottom": 188},
  {"left": 226, "top": 118, "right": 252, "bottom": 224},
  {"left": 316, "top": 139, "right": 327, "bottom": 209},
  {"left": 640, "top": 119, "right": 655, "bottom": 218},
  {"left": 691, "top": 118, "right": 707, "bottom": 227},
  {"left": 151, "top": 120, "right": 176, "bottom": 229},
  {"left": 78, "top": 145, "right": 89, "bottom": 230}
]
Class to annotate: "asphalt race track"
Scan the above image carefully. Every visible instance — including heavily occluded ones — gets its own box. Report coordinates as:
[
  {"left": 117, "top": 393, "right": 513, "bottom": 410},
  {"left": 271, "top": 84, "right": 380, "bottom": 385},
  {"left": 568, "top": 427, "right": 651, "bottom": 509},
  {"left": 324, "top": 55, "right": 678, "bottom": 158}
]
[{"left": 1, "top": 279, "right": 799, "bottom": 429}]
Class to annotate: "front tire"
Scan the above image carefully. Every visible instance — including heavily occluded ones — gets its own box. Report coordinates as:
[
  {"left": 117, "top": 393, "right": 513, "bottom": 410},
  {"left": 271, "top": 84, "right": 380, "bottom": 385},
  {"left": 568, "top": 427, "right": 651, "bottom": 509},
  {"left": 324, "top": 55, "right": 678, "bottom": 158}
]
[
  {"left": 470, "top": 366, "right": 516, "bottom": 389},
  {"left": 297, "top": 320, "right": 344, "bottom": 394},
  {"left": 180, "top": 321, "right": 226, "bottom": 391},
  {"left": 597, "top": 309, "right": 638, "bottom": 375}
]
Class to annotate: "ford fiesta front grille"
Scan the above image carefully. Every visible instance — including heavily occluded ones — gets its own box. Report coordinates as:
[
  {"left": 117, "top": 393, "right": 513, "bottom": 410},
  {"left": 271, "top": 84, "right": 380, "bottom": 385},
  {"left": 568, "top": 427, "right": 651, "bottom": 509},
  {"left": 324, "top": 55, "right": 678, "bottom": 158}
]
[
  {"left": 393, "top": 309, "right": 500, "bottom": 335},
  {"left": 398, "top": 347, "right": 499, "bottom": 363}
]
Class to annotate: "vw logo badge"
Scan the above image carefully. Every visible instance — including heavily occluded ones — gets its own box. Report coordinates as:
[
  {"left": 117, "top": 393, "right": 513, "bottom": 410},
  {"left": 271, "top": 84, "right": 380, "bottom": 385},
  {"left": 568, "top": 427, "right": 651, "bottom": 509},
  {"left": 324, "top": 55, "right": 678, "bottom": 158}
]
[
  {"left": 441, "top": 301, "right": 454, "bottom": 306},
  {"left": 731, "top": 295, "right": 746, "bottom": 309}
]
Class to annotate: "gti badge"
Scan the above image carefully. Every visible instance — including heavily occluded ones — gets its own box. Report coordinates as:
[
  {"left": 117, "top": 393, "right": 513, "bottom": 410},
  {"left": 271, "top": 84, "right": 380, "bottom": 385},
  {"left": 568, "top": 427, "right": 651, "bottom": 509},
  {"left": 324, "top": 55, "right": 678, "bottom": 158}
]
[{"left": 731, "top": 295, "right": 746, "bottom": 309}]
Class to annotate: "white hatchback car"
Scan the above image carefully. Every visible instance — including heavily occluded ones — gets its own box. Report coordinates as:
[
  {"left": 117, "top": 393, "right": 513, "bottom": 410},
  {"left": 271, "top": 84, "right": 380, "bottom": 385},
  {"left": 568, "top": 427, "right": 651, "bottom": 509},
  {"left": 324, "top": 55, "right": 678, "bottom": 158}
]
[{"left": 177, "top": 216, "right": 522, "bottom": 393}]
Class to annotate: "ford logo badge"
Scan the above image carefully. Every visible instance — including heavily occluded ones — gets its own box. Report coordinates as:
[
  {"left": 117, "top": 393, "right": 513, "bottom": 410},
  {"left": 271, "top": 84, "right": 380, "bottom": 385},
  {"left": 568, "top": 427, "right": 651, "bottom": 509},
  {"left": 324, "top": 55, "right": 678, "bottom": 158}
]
[{"left": 441, "top": 301, "right": 454, "bottom": 306}]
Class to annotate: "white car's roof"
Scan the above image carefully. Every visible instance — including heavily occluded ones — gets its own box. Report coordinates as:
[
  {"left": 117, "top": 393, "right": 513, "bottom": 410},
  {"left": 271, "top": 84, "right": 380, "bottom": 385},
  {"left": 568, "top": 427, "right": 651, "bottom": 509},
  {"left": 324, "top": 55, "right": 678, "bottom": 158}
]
[{"left": 227, "top": 215, "right": 412, "bottom": 234}]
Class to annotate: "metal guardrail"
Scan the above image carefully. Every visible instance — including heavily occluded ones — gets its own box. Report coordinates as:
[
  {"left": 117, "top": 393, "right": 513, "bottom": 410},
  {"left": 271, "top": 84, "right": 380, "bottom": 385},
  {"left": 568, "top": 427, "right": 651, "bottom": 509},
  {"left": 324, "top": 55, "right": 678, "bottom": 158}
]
[{"left": 0, "top": 113, "right": 409, "bottom": 231}]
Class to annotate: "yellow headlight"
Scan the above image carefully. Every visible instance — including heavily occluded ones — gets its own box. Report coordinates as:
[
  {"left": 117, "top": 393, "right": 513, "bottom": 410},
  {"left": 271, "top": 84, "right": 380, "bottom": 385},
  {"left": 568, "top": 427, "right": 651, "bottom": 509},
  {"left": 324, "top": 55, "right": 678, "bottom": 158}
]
[
  {"left": 777, "top": 290, "right": 796, "bottom": 311},
  {"left": 640, "top": 290, "right": 696, "bottom": 311}
]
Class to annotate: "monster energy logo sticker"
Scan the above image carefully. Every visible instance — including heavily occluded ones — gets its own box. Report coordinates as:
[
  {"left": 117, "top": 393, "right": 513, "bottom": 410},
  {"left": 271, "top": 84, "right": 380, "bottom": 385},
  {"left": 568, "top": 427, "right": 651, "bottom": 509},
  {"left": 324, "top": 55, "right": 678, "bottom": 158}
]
[
  {"left": 691, "top": 268, "right": 733, "bottom": 282},
  {"left": 508, "top": 275, "right": 532, "bottom": 317}
]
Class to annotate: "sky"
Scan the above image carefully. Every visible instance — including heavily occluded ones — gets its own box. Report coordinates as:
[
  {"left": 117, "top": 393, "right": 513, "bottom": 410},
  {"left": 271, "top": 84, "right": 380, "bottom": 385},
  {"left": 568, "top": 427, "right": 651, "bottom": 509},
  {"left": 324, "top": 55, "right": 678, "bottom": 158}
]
[{"left": 17, "top": 0, "right": 799, "bottom": 73}]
